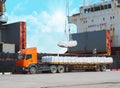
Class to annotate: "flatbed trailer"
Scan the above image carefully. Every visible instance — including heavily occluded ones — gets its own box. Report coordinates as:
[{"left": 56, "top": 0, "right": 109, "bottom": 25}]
[{"left": 16, "top": 47, "right": 113, "bottom": 74}]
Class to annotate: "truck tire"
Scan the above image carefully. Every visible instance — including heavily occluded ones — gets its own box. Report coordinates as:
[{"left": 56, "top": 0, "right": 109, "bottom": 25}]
[
  {"left": 50, "top": 65, "right": 57, "bottom": 73},
  {"left": 95, "top": 65, "right": 100, "bottom": 72},
  {"left": 100, "top": 65, "right": 106, "bottom": 72},
  {"left": 30, "top": 66, "right": 37, "bottom": 74},
  {"left": 58, "top": 65, "right": 65, "bottom": 73}
]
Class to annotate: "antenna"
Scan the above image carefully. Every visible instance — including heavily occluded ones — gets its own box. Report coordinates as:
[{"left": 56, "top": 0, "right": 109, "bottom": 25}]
[
  {"left": 64, "top": 0, "right": 68, "bottom": 40},
  {"left": 66, "top": 0, "right": 71, "bottom": 40},
  {"left": 83, "top": 0, "right": 88, "bottom": 6},
  {"left": 83, "top": 0, "right": 85, "bottom": 6},
  {"left": 64, "top": 0, "right": 70, "bottom": 40}
]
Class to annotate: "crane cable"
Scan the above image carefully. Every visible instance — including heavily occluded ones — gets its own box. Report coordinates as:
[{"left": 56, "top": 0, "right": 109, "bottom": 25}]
[
  {"left": 57, "top": 0, "right": 77, "bottom": 48},
  {"left": 64, "top": 0, "right": 68, "bottom": 40},
  {"left": 65, "top": 0, "right": 71, "bottom": 41}
]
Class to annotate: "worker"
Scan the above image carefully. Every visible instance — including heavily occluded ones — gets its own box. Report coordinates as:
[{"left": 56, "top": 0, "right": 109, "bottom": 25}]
[{"left": 93, "top": 48, "right": 97, "bottom": 56}]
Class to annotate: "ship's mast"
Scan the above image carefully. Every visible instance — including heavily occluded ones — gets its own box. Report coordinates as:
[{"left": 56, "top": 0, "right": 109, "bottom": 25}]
[
  {"left": 83, "top": 0, "right": 87, "bottom": 6},
  {"left": 57, "top": 0, "right": 77, "bottom": 48}
]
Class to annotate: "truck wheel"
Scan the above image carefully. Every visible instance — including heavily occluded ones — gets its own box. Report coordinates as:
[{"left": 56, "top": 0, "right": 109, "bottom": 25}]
[
  {"left": 30, "top": 66, "right": 37, "bottom": 74},
  {"left": 95, "top": 65, "right": 100, "bottom": 72},
  {"left": 50, "top": 65, "right": 57, "bottom": 73},
  {"left": 100, "top": 65, "right": 106, "bottom": 72},
  {"left": 58, "top": 65, "right": 65, "bottom": 73}
]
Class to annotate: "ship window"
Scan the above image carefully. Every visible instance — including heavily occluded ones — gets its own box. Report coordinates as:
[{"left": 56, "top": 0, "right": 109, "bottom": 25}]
[
  {"left": 84, "top": 9, "right": 87, "bottom": 13},
  {"left": 94, "top": 6, "right": 100, "bottom": 11},
  {"left": 92, "top": 19, "right": 94, "bottom": 22},
  {"left": 83, "top": 21, "right": 85, "bottom": 23},
  {"left": 84, "top": 8, "right": 91, "bottom": 14},
  {"left": 110, "top": 16, "right": 115, "bottom": 20},
  {"left": 110, "top": 16, "right": 112, "bottom": 20},
  {"left": 91, "top": 8, "right": 94, "bottom": 12},
  {"left": 104, "top": 5, "right": 108, "bottom": 9},
  {"left": 113, "top": 16, "right": 115, "bottom": 19},
  {"left": 108, "top": 4, "right": 111, "bottom": 9},
  {"left": 83, "top": 20, "right": 87, "bottom": 23},
  {"left": 103, "top": 17, "right": 105, "bottom": 21},
  {"left": 100, "top": 5, "right": 104, "bottom": 10},
  {"left": 84, "top": 9, "right": 89, "bottom": 14},
  {"left": 88, "top": 8, "right": 91, "bottom": 13}
]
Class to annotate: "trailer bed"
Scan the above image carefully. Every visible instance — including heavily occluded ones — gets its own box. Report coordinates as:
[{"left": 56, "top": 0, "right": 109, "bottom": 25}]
[{"left": 42, "top": 56, "right": 113, "bottom": 65}]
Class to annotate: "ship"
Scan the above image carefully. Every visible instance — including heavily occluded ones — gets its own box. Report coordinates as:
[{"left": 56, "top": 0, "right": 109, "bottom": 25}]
[{"left": 67, "top": 0, "right": 120, "bottom": 69}]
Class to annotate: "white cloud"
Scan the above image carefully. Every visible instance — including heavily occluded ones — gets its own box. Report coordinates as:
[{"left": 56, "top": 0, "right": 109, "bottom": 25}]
[
  {"left": 6, "top": 0, "right": 80, "bottom": 53},
  {"left": 7, "top": 10, "right": 66, "bottom": 32},
  {"left": 6, "top": 0, "right": 108, "bottom": 53},
  {"left": 11, "top": 3, "right": 24, "bottom": 15},
  {"left": 40, "top": 10, "right": 66, "bottom": 33},
  {"left": 6, "top": 10, "right": 68, "bottom": 52},
  {"left": 9, "top": 0, "right": 29, "bottom": 15}
]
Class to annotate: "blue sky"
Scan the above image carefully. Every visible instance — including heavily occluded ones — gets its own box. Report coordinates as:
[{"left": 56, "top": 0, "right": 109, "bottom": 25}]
[{"left": 5, "top": 0, "right": 107, "bottom": 53}]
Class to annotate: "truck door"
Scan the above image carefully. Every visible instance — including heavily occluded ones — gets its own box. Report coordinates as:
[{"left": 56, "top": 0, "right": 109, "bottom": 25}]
[{"left": 24, "top": 54, "right": 32, "bottom": 67}]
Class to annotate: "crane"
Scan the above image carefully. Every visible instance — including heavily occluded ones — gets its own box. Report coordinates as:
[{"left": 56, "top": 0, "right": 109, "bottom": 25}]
[
  {"left": 0, "top": 0, "right": 6, "bottom": 3},
  {"left": 57, "top": 0, "right": 77, "bottom": 48}
]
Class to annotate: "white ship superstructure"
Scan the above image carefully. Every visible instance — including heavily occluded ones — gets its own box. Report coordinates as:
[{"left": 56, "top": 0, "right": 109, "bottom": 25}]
[{"left": 69, "top": 0, "right": 120, "bottom": 47}]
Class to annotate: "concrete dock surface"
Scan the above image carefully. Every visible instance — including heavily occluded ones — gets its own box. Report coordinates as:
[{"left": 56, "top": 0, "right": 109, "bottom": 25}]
[{"left": 0, "top": 71, "right": 120, "bottom": 88}]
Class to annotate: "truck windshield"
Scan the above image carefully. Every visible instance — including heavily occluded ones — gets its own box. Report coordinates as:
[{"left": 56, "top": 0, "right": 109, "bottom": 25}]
[{"left": 18, "top": 54, "right": 25, "bottom": 60}]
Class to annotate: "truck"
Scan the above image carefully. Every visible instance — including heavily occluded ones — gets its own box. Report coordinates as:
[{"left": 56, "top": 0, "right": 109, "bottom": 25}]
[{"left": 16, "top": 47, "right": 113, "bottom": 74}]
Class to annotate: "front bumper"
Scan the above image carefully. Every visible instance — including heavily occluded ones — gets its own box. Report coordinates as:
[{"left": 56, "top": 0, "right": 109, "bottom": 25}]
[{"left": 15, "top": 66, "right": 29, "bottom": 73}]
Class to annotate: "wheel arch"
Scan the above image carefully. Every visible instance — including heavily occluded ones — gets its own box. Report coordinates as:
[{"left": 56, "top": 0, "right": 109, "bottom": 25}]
[{"left": 29, "top": 64, "right": 38, "bottom": 70}]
